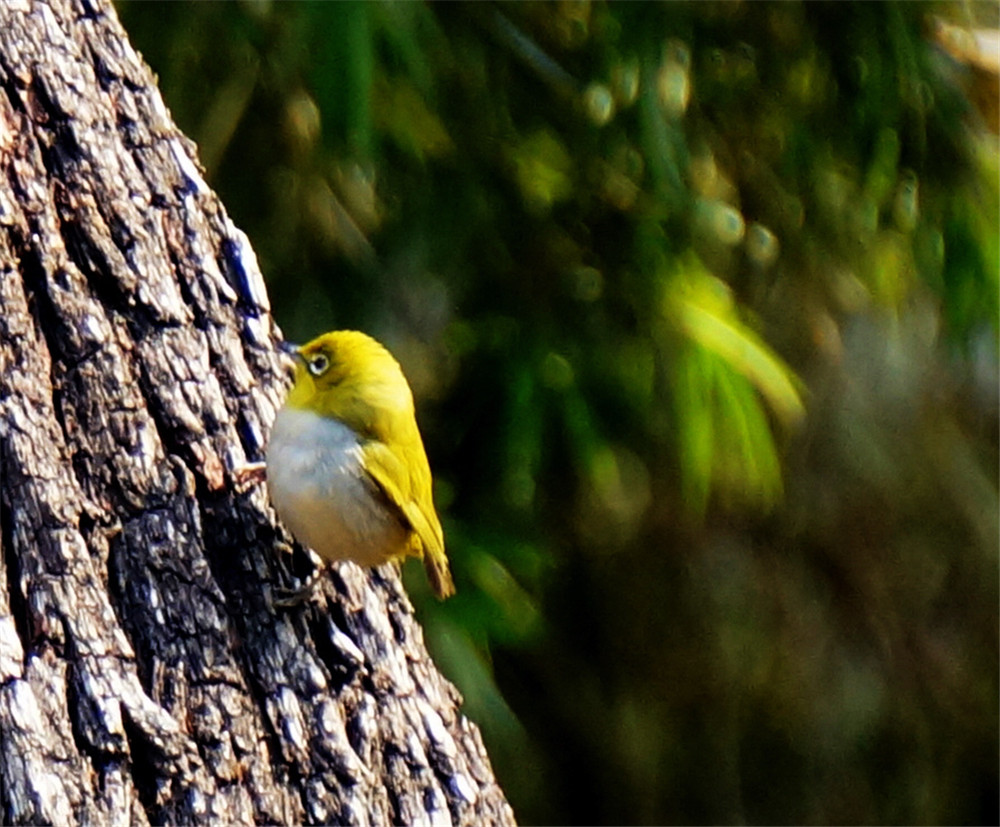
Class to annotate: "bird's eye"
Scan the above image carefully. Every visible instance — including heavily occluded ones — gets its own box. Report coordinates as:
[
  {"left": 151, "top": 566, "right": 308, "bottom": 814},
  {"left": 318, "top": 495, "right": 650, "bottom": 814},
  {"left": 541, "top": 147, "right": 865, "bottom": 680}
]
[{"left": 307, "top": 354, "right": 330, "bottom": 376}]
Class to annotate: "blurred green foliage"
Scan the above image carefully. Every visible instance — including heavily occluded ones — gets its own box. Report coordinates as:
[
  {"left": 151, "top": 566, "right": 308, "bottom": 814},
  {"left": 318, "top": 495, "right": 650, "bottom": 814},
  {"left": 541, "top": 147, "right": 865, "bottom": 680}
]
[{"left": 118, "top": 1, "right": 998, "bottom": 823}]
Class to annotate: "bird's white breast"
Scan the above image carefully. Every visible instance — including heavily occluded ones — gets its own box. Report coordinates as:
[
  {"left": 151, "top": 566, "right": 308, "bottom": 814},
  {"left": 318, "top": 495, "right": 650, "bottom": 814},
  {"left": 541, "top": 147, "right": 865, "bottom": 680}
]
[{"left": 266, "top": 406, "right": 406, "bottom": 566}]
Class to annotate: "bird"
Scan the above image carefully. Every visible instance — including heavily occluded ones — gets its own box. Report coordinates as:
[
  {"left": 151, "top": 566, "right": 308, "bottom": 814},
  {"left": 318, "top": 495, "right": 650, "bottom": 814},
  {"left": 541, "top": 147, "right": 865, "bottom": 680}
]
[{"left": 264, "top": 330, "right": 454, "bottom": 599}]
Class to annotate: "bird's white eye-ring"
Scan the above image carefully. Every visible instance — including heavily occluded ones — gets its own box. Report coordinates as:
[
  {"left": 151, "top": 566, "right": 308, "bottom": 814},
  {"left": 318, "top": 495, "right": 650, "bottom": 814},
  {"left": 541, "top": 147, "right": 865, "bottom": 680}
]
[{"left": 307, "top": 354, "right": 330, "bottom": 376}]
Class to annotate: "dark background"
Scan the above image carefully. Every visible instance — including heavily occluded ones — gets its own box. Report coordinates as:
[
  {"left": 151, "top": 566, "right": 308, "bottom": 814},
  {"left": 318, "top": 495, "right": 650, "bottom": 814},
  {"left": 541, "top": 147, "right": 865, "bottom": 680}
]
[{"left": 117, "top": 2, "right": 998, "bottom": 823}]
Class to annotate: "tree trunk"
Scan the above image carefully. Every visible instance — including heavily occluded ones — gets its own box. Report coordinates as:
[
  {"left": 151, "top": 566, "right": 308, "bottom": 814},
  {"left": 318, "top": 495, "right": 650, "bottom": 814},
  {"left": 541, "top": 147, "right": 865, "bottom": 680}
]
[{"left": 0, "top": 1, "right": 515, "bottom": 824}]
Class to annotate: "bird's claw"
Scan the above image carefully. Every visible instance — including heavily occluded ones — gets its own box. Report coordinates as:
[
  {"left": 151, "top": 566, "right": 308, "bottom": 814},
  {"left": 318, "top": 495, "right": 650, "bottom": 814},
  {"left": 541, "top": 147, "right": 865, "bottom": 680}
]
[{"left": 272, "top": 567, "right": 325, "bottom": 609}]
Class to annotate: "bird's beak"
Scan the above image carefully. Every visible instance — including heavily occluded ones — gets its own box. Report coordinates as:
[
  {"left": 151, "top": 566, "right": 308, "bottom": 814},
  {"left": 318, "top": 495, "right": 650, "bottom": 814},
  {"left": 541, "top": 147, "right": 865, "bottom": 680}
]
[{"left": 276, "top": 339, "right": 302, "bottom": 379}]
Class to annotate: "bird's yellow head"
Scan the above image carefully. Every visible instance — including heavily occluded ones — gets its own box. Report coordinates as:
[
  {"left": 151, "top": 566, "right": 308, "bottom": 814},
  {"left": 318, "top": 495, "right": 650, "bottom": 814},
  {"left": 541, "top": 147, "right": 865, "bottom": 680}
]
[{"left": 283, "top": 330, "right": 414, "bottom": 440}]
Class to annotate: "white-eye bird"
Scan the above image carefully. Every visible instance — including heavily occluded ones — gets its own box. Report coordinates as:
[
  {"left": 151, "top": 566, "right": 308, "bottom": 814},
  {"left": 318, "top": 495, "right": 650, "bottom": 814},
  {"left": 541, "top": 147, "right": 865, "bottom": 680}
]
[{"left": 266, "top": 330, "right": 454, "bottom": 599}]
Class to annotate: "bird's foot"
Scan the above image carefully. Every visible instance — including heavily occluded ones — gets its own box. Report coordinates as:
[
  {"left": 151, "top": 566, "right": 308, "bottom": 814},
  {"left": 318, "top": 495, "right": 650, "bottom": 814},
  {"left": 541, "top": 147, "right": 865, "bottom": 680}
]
[{"left": 272, "top": 565, "right": 325, "bottom": 609}]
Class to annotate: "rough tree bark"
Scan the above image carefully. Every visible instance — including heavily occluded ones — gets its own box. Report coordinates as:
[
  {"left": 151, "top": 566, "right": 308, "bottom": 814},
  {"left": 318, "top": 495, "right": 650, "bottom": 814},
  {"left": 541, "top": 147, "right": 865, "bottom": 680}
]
[{"left": 0, "top": 1, "right": 515, "bottom": 824}]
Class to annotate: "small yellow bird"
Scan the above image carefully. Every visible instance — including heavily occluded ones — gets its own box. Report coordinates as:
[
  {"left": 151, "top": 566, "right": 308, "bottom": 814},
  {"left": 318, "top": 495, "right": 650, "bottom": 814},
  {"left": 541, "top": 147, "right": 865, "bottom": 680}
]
[{"left": 266, "top": 330, "right": 454, "bottom": 599}]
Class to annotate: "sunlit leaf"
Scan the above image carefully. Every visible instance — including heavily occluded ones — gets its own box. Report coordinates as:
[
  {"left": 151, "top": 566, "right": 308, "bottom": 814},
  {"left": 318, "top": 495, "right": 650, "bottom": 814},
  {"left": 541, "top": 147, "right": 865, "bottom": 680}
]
[
  {"left": 672, "top": 341, "right": 715, "bottom": 516},
  {"left": 509, "top": 130, "right": 574, "bottom": 213},
  {"left": 714, "top": 363, "right": 783, "bottom": 508},
  {"left": 666, "top": 254, "right": 806, "bottom": 427}
]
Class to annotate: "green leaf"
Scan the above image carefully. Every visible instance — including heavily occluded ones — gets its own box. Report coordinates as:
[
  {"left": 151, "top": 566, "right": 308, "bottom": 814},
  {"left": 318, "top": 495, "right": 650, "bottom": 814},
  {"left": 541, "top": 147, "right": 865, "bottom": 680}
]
[{"left": 667, "top": 254, "right": 806, "bottom": 427}]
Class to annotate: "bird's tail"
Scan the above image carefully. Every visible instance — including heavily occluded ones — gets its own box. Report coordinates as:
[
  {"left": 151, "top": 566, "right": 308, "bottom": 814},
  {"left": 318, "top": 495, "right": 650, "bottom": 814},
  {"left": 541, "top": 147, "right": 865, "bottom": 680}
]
[{"left": 423, "top": 549, "right": 455, "bottom": 599}]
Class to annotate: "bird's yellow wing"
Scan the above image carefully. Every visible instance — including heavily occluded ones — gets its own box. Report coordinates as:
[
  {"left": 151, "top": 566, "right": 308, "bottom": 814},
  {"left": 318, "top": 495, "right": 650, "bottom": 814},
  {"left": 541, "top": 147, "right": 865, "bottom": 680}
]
[{"left": 360, "top": 439, "right": 453, "bottom": 598}]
